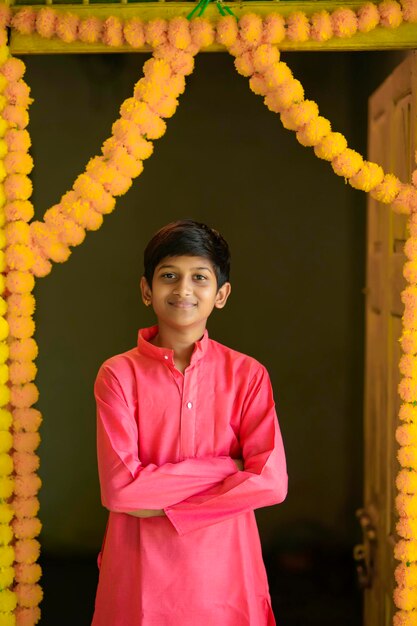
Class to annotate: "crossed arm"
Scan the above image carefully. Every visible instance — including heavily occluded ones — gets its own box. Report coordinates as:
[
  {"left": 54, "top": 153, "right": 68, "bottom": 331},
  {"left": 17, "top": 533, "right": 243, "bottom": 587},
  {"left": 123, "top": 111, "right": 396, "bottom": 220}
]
[
  {"left": 95, "top": 362, "right": 287, "bottom": 534},
  {"left": 122, "top": 458, "right": 245, "bottom": 518}
]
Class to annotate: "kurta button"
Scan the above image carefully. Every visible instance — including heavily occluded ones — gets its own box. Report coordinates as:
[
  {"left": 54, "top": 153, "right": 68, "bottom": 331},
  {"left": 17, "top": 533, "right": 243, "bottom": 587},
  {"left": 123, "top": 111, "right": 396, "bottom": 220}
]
[
  {"left": 187, "top": 401, "right": 193, "bottom": 409},
  {"left": 164, "top": 355, "right": 168, "bottom": 360}
]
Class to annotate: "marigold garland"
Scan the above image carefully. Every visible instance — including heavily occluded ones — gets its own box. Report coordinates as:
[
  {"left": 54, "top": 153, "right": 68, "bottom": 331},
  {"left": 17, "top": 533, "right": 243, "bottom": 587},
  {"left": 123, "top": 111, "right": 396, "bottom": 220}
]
[{"left": 0, "top": 2, "right": 414, "bottom": 625}]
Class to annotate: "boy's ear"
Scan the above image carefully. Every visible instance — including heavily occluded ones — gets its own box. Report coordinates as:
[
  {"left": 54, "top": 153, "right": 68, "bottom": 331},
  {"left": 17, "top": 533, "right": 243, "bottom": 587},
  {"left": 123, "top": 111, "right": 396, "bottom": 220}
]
[
  {"left": 214, "top": 282, "right": 232, "bottom": 309},
  {"left": 140, "top": 276, "right": 152, "bottom": 305}
]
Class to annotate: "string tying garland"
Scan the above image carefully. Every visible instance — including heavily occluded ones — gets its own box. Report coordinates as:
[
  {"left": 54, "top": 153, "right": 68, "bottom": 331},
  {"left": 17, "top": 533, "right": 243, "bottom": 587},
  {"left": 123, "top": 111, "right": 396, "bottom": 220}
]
[{"left": 0, "top": 2, "right": 415, "bottom": 624}]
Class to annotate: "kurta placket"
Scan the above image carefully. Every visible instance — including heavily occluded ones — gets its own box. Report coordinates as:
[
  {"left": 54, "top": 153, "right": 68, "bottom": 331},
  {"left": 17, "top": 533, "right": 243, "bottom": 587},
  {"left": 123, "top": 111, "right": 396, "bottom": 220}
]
[{"left": 91, "top": 324, "right": 288, "bottom": 626}]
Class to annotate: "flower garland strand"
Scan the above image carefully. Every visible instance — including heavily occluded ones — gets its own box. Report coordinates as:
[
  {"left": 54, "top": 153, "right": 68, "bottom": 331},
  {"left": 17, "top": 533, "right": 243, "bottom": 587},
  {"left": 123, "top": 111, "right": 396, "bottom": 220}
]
[
  {"left": 226, "top": 12, "right": 417, "bottom": 216},
  {"left": 5, "top": 0, "right": 417, "bottom": 50},
  {"left": 0, "top": 21, "right": 17, "bottom": 626},
  {"left": 25, "top": 16, "right": 209, "bottom": 277},
  {"left": 0, "top": 15, "right": 43, "bottom": 626},
  {"left": 393, "top": 155, "right": 417, "bottom": 626}
]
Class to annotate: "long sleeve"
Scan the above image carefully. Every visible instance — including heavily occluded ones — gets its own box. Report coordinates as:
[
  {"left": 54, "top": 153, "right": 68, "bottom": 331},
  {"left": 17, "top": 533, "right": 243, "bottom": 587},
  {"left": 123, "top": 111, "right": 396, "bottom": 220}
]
[
  {"left": 95, "top": 364, "right": 238, "bottom": 511},
  {"left": 164, "top": 363, "right": 288, "bottom": 535}
]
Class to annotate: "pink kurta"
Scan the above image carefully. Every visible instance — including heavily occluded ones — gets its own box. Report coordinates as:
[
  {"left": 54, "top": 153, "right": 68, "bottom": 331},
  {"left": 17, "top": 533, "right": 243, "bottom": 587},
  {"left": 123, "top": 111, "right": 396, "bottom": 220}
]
[{"left": 91, "top": 324, "right": 288, "bottom": 626}]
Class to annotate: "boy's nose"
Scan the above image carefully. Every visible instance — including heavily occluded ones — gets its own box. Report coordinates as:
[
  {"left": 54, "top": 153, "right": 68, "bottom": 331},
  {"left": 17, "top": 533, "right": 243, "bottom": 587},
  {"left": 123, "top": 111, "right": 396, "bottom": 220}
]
[{"left": 173, "top": 278, "right": 193, "bottom": 295}]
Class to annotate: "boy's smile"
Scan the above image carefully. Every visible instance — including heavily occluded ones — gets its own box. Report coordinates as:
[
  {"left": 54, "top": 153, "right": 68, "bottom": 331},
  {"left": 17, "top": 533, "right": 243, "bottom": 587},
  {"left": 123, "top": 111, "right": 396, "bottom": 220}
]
[{"left": 140, "top": 255, "right": 231, "bottom": 334}]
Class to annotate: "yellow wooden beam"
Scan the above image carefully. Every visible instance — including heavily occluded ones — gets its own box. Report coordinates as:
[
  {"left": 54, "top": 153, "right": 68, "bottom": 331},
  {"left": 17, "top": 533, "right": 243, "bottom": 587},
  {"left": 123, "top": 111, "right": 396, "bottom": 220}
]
[{"left": 8, "top": 2, "right": 417, "bottom": 53}]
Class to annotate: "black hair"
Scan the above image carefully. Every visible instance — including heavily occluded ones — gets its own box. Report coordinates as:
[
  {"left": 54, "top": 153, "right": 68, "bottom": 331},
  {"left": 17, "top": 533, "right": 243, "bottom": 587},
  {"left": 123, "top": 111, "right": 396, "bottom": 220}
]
[{"left": 143, "top": 219, "right": 231, "bottom": 291}]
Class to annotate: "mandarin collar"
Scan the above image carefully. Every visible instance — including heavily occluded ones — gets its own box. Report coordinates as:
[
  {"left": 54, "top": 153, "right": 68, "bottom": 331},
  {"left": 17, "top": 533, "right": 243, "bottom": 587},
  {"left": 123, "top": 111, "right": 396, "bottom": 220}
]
[{"left": 137, "top": 324, "right": 209, "bottom": 366}]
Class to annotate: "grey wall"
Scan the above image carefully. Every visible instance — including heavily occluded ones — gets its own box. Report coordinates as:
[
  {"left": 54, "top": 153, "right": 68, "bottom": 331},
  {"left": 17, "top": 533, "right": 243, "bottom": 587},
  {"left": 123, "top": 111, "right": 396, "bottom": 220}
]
[{"left": 19, "top": 49, "right": 399, "bottom": 556}]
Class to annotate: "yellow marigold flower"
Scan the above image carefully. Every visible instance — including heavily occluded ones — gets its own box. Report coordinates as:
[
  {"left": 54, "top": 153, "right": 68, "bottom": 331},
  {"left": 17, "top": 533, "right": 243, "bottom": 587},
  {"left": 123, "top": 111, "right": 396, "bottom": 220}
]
[
  {"left": 395, "top": 562, "right": 417, "bottom": 587},
  {"left": 0, "top": 410, "right": 11, "bottom": 432},
  {"left": 399, "top": 354, "right": 417, "bottom": 378},
  {"left": 397, "top": 516, "right": 417, "bottom": 540},
  {"left": 0, "top": 385, "right": 10, "bottom": 407},
  {"left": 0, "top": 546, "right": 14, "bottom": 568},
  {"left": 349, "top": 161, "right": 384, "bottom": 192},
  {"left": 134, "top": 78, "right": 164, "bottom": 106},
  {"left": 5, "top": 270, "right": 35, "bottom": 295},
  {"left": 396, "top": 493, "right": 417, "bottom": 517},
  {"left": 238, "top": 13, "right": 263, "bottom": 45},
  {"left": 12, "top": 517, "right": 41, "bottom": 541},
  {"left": 404, "top": 260, "right": 417, "bottom": 284},
  {"left": 0, "top": 95, "right": 6, "bottom": 113},
  {"left": 0, "top": 364, "right": 6, "bottom": 385},
  {"left": 394, "top": 584, "right": 417, "bottom": 611},
  {"left": 0, "top": 524, "right": 13, "bottom": 547},
  {"left": 249, "top": 74, "right": 267, "bottom": 96},
  {"left": 143, "top": 58, "right": 171, "bottom": 84},
  {"left": 264, "top": 62, "right": 292, "bottom": 90},
  {"left": 14, "top": 539, "right": 40, "bottom": 565},
  {"left": 358, "top": 3, "right": 380, "bottom": 33},
  {"left": 394, "top": 609, "right": 417, "bottom": 626},
  {"left": 168, "top": 16, "right": 192, "bottom": 50},
  {"left": 296, "top": 116, "right": 331, "bottom": 147},
  {"left": 216, "top": 15, "right": 238, "bottom": 47},
  {"left": 310, "top": 11, "right": 333, "bottom": 41},
  {"left": 0, "top": 432, "right": 12, "bottom": 454},
  {"left": 0, "top": 504, "right": 13, "bottom": 526},
  {"left": 332, "top": 148, "right": 363, "bottom": 178},
  {"left": 0, "top": 589, "right": 17, "bottom": 613},
  {"left": 399, "top": 377, "right": 417, "bottom": 402},
  {"left": 234, "top": 52, "right": 255, "bottom": 78},
  {"left": 286, "top": 11, "right": 310, "bottom": 42},
  {"left": 0, "top": 453, "right": 13, "bottom": 477},
  {"left": 0, "top": 160, "right": 7, "bottom": 182},
  {"left": 393, "top": 184, "right": 417, "bottom": 215},
  {"left": 252, "top": 44, "right": 280, "bottom": 73},
  {"left": 5, "top": 244, "right": 34, "bottom": 272},
  {"left": 0, "top": 610, "right": 16, "bottom": 626},
  {"left": 396, "top": 468, "right": 417, "bottom": 493},
  {"left": 399, "top": 403, "right": 417, "bottom": 422},
  {"left": 14, "top": 582, "right": 43, "bottom": 609},
  {"left": 396, "top": 422, "right": 417, "bottom": 446},
  {"left": 0, "top": 343, "right": 7, "bottom": 365},
  {"left": 281, "top": 100, "right": 319, "bottom": 131},
  {"left": 398, "top": 445, "right": 417, "bottom": 468},
  {"left": 6, "top": 315, "right": 35, "bottom": 341},
  {"left": 0, "top": 318, "right": 8, "bottom": 343},
  {"left": 0, "top": 75, "right": 7, "bottom": 94},
  {"left": 0, "top": 119, "right": 7, "bottom": 139},
  {"left": 0, "top": 566, "right": 14, "bottom": 590},
  {"left": 314, "top": 132, "right": 347, "bottom": 161},
  {"left": 190, "top": 18, "right": 215, "bottom": 49},
  {"left": 0, "top": 476, "right": 13, "bottom": 499},
  {"left": 394, "top": 538, "right": 417, "bottom": 562},
  {"left": 14, "top": 563, "right": 42, "bottom": 585},
  {"left": 9, "top": 361, "right": 37, "bottom": 386},
  {"left": 0, "top": 140, "right": 7, "bottom": 160}
]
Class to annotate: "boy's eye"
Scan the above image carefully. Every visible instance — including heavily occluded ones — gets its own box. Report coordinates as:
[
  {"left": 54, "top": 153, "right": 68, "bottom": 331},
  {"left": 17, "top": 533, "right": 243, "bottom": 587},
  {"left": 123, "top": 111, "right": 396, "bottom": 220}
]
[{"left": 160, "top": 273, "right": 207, "bottom": 280}]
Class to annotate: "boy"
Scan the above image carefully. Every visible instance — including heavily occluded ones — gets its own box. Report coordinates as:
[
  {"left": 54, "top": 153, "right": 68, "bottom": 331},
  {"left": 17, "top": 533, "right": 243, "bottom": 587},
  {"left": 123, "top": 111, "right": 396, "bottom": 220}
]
[{"left": 91, "top": 219, "right": 288, "bottom": 626}]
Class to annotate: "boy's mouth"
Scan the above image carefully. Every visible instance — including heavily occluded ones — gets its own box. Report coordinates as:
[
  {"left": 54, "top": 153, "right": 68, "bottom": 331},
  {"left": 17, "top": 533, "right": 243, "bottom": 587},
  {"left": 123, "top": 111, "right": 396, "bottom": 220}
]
[{"left": 169, "top": 301, "right": 197, "bottom": 308}]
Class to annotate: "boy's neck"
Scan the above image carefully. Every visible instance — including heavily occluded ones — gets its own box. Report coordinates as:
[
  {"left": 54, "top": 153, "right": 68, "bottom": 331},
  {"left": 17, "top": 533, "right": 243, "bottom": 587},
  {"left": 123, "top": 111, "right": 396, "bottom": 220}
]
[{"left": 150, "top": 323, "right": 206, "bottom": 361}]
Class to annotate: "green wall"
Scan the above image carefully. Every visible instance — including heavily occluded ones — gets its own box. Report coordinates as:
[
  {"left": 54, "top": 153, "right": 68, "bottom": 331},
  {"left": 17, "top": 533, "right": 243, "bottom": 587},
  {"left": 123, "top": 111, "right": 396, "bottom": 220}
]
[{"left": 19, "top": 49, "right": 402, "bottom": 556}]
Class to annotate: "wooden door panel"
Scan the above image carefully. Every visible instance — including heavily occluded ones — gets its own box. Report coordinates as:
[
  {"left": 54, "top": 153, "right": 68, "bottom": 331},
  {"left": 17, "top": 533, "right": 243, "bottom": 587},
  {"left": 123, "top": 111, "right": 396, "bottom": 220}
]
[{"left": 361, "top": 52, "right": 416, "bottom": 626}]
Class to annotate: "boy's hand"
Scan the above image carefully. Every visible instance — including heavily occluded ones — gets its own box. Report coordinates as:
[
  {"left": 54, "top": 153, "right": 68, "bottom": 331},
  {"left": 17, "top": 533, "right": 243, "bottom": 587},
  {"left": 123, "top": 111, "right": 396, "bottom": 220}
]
[
  {"left": 109, "top": 509, "right": 166, "bottom": 518},
  {"left": 232, "top": 458, "right": 244, "bottom": 471}
]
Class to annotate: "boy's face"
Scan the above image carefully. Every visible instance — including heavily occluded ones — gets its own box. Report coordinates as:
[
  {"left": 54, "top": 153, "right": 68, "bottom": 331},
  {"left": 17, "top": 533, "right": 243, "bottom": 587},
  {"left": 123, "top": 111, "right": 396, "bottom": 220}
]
[{"left": 140, "top": 255, "right": 231, "bottom": 332}]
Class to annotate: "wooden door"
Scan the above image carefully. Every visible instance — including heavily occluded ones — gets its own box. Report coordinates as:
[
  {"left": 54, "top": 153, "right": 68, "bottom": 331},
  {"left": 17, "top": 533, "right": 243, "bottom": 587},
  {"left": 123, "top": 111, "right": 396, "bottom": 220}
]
[{"left": 357, "top": 52, "right": 417, "bottom": 626}]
